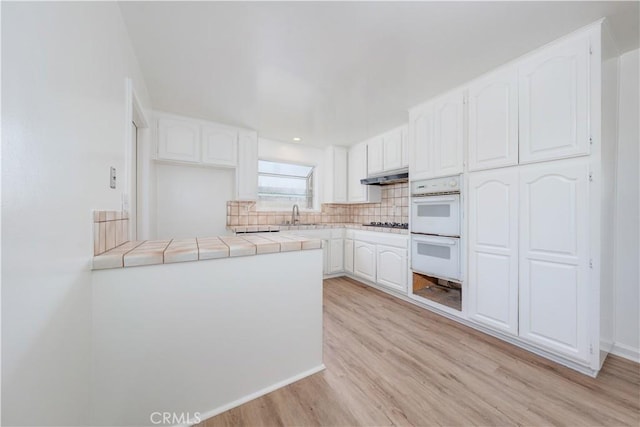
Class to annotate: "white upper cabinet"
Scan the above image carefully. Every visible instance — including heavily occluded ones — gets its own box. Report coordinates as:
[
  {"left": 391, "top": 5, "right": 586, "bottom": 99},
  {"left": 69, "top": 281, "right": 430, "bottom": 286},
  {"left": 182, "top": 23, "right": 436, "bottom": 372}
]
[
  {"left": 519, "top": 159, "right": 590, "bottom": 363},
  {"left": 348, "top": 143, "right": 381, "bottom": 203},
  {"left": 201, "top": 124, "right": 237, "bottom": 167},
  {"left": 401, "top": 125, "right": 409, "bottom": 168},
  {"left": 409, "top": 103, "right": 435, "bottom": 180},
  {"left": 376, "top": 245, "right": 407, "bottom": 292},
  {"left": 468, "top": 66, "right": 519, "bottom": 171},
  {"left": 409, "top": 90, "right": 463, "bottom": 180},
  {"left": 433, "top": 90, "right": 464, "bottom": 177},
  {"left": 367, "top": 137, "right": 384, "bottom": 176},
  {"left": 468, "top": 168, "right": 519, "bottom": 336},
  {"left": 383, "top": 127, "right": 403, "bottom": 171},
  {"left": 518, "top": 32, "right": 591, "bottom": 164},
  {"left": 236, "top": 130, "right": 258, "bottom": 200},
  {"left": 324, "top": 146, "right": 348, "bottom": 203},
  {"left": 157, "top": 118, "right": 201, "bottom": 163}
]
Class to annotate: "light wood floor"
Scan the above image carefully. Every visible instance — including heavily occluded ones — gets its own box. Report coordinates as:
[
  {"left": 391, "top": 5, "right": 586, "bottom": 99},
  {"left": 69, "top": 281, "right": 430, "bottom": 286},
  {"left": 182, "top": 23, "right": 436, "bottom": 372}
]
[{"left": 199, "top": 277, "right": 640, "bottom": 426}]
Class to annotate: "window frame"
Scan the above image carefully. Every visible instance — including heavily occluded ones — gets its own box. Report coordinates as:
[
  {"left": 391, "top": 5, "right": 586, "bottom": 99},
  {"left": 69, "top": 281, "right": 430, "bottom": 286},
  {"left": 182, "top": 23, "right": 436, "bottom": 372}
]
[{"left": 256, "top": 158, "right": 319, "bottom": 212}]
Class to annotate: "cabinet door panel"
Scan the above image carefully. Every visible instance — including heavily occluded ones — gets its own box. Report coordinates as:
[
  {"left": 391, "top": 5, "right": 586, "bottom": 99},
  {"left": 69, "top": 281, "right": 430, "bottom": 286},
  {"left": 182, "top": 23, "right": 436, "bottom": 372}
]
[
  {"left": 329, "top": 239, "right": 344, "bottom": 273},
  {"left": 376, "top": 245, "right": 407, "bottom": 292},
  {"left": 409, "top": 104, "right": 435, "bottom": 180},
  {"left": 202, "top": 124, "right": 237, "bottom": 167},
  {"left": 344, "top": 239, "right": 354, "bottom": 273},
  {"left": 433, "top": 91, "right": 464, "bottom": 176},
  {"left": 354, "top": 241, "right": 376, "bottom": 282},
  {"left": 519, "top": 159, "right": 589, "bottom": 362},
  {"left": 367, "top": 137, "right": 384, "bottom": 175},
  {"left": 468, "top": 168, "right": 519, "bottom": 335},
  {"left": 519, "top": 33, "right": 590, "bottom": 163},
  {"left": 401, "top": 125, "right": 409, "bottom": 168},
  {"left": 157, "top": 118, "right": 200, "bottom": 163},
  {"left": 468, "top": 67, "right": 519, "bottom": 171},
  {"left": 383, "top": 129, "right": 403, "bottom": 171}
]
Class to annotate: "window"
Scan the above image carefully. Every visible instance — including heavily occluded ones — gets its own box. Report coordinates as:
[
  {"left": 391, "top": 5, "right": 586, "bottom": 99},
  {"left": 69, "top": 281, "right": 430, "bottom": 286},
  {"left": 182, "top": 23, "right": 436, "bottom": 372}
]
[{"left": 258, "top": 160, "right": 315, "bottom": 209}]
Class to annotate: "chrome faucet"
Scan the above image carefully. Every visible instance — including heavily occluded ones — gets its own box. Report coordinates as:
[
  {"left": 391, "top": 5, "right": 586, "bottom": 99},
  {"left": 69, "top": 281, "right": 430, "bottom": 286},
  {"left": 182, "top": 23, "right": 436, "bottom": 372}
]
[{"left": 291, "top": 204, "right": 300, "bottom": 225}]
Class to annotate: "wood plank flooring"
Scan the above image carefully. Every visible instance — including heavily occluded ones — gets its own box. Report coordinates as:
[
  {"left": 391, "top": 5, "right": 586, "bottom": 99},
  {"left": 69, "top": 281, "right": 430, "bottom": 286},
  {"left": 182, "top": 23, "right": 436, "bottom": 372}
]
[{"left": 199, "top": 277, "right": 640, "bottom": 426}]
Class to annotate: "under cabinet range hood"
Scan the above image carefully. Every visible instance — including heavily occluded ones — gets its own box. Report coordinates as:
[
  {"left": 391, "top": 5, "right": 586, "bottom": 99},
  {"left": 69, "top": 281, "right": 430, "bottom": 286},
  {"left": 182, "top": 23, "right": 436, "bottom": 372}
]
[{"left": 360, "top": 172, "right": 409, "bottom": 185}]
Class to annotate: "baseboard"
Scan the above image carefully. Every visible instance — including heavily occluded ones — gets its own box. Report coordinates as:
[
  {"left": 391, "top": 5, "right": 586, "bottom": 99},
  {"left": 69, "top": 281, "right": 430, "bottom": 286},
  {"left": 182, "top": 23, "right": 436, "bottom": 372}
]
[
  {"left": 183, "top": 364, "right": 326, "bottom": 426},
  {"left": 611, "top": 343, "right": 640, "bottom": 363}
]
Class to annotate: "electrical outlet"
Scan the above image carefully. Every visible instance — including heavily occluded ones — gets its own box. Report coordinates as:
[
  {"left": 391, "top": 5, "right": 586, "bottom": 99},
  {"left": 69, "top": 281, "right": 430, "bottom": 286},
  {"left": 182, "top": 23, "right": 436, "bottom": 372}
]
[{"left": 110, "top": 167, "right": 116, "bottom": 189}]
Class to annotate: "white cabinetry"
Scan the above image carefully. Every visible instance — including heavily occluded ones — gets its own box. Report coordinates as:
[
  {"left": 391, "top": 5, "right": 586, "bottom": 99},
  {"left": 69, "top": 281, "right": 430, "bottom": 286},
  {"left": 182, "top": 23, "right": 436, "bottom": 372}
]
[
  {"left": 383, "top": 127, "right": 404, "bottom": 171},
  {"left": 433, "top": 90, "right": 465, "bottom": 176},
  {"left": 376, "top": 245, "right": 407, "bottom": 292},
  {"left": 324, "top": 146, "right": 348, "bottom": 203},
  {"left": 468, "top": 67, "right": 519, "bottom": 171},
  {"left": 157, "top": 118, "right": 201, "bottom": 163},
  {"left": 468, "top": 168, "right": 519, "bottom": 336},
  {"left": 236, "top": 130, "right": 258, "bottom": 200},
  {"left": 344, "top": 239, "right": 354, "bottom": 273},
  {"left": 409, "top": 90, "right": 463, "bottom": 180},
  {"left": 518, "top": 32, "right": 591, "bottom": 164},
  {"left": 201, "top": 124, "right": 237, "bottom": 167},
  {"left": 401, "top": 125, "right": 409, "bottom": 168},
  {"left": 367, "top": 137, "right": 384, "bottom": 175},
  {"left": 519, "top": 159, "right": 590, "bottom": 363},
  {"left": 354, "top": 241, "right": 377, "bottom": 282},
  {"left": 348, "top": 143, "right": 381, "bottom": 203},
  {"left": 329, "top": 238, "right": 344, "bottom": 274}
]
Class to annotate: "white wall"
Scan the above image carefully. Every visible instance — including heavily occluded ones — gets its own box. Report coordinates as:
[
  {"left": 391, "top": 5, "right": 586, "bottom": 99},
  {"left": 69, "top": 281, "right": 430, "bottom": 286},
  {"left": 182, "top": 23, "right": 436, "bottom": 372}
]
[
  {"left": 92, "top": 250, "right": 324, "bottom": 426},
  {"left": 2, "top": 3, "right": 150, "bottom": 425},
  {"left": 614, "top": 48, "right": 640, "bottom": 362},
  {"left": 155, "top": 164, "right": 234, "bottom": 239},
  {"left": 258, "top": 138, "right": 326, "bottom": 209}
]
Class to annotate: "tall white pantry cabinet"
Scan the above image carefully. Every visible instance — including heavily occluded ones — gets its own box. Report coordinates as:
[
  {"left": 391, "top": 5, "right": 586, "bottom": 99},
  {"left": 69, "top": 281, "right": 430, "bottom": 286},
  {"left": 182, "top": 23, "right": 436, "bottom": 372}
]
[{"left": 411, "top": 20, "right": 619, "bottom": 376}]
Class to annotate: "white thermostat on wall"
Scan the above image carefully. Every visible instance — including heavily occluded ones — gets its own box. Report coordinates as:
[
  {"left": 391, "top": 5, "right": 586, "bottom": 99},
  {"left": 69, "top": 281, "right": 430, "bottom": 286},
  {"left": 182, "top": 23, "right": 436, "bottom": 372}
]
[{"left": 110, "top": 167, "right": 116, "bottom": 189}]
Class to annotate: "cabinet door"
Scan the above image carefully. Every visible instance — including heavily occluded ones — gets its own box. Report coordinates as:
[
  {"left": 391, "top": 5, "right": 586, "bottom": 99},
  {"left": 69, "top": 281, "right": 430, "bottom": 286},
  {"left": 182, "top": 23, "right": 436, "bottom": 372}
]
[
  {"left": 367, "top": 137, "right": 384, "bottom": 176},
  {"left": 518, "top": 32, "right": 590, "bottom": 163},
  {"left": 376, "top": 245, "right": 407, "bottom": 292},
  {"left": 201, "top": 124, "right": 237, "bottom": 167},
  {"left": 519, "top": 159, "right": 590, "bottom": 362},
  {"left": 433, "top": 91, "right": 464, "bottom": 177},
  {"left": 348, "top": 144, "right": 381, "bottom": 203},
  {"left": 383, "top": 128, "right": 403, "bottom": 171},
  {"left": 468, "top": 67, "right": 519, "bottom": 171},
  {"left": 344, "top": 239, "right": 354, "bottom": 273},
  {"left": 157, "top": 118, "right": 201, "bottom": 163},
  {"left": 468, "top": 168, "right": 519, "bottom": 336},
  {"left": 409, "top": 103, "right": 435, "bottom": 180},
  {"left": 236, "top": 130, "right": 258, "bottom": 200},
  {"left": 354, "top": 241, "right": 376, "bottom": 282},
  {"left": 329, "top": 239, "right": 344, "bottom": 273},
  {"left": 401, "top": 125, "right": 409, "bottom": 168},
  {"left": 322, "top": 239, "right": 330, "bottom": 275}
]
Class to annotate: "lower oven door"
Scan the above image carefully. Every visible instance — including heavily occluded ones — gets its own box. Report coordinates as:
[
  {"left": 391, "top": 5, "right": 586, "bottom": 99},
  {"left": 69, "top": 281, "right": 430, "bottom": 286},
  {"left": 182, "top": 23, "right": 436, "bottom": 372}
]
[
  {"left": 411, "top": 234, "right": 461, "bottom": 281},
  {"left": 411, "top": 194, "right": 460, "bottom": 236}
]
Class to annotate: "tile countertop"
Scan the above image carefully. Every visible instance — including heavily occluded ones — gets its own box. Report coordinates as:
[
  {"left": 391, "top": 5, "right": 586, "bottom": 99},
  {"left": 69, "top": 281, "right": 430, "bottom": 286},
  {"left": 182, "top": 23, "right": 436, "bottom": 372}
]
[
  {"left": 92, "top": 234, "right": 323, "bottom": 270},
  {"left": 227, "top": 223, "right": 410, "bottom": 235}
]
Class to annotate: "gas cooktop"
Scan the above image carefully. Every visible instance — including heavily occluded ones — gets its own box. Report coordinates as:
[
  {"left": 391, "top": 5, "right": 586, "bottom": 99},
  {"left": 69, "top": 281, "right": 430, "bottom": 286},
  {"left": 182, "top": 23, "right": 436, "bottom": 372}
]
[{"left": 364, "top": 222, "right": 409, "bottom": 229}]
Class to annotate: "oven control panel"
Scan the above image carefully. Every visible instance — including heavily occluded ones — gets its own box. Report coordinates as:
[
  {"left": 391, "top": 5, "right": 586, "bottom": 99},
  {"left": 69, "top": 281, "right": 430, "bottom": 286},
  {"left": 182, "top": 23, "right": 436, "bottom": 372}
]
[{"left": 411, "top": 175, "right": 461, "bottom": 196}]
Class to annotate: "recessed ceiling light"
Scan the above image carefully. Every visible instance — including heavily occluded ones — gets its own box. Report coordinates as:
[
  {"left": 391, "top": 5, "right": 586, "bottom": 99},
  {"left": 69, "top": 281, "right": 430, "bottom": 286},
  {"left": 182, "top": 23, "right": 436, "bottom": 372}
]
[{"left": 292, "top": 137, "right": 302, "bottom": 142}]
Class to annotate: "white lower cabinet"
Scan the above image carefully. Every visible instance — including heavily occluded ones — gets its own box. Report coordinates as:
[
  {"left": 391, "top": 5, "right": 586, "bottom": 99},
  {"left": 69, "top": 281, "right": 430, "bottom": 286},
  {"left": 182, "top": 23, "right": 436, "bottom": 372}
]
[
  {"left": 519, "top": 159, "right": 590, "bottom": 363},
  {"left": 468, "top": 168, "right": 519, "bottom": 336},
  {"left": 344, "top": 239, "right": 354, "bottom": 273},
  {"left": 328, "top": 239, "right": 344, "bottom": 274},
  {"left": 376, "top": 245, "right": 407, "bottom": 292},
  {"left": 353, "top": 241, "right": 377, "bottom": 283}
]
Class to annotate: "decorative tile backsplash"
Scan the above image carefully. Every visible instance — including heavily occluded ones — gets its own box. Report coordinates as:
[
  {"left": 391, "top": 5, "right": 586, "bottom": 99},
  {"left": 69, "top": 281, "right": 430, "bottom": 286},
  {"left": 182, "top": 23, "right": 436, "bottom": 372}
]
[
  {"left": 93, "top": 210, "right": 130, "bottom": 255},
  {"left": 226, "top": 182, "right": 409, "bottom": 226}
]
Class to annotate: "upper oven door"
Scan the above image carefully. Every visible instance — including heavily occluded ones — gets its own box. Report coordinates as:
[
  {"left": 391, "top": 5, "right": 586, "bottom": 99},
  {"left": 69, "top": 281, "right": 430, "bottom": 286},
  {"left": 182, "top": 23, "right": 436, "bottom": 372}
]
[{"left": 411, "top": 194, "right": 460, "bottom": 236}]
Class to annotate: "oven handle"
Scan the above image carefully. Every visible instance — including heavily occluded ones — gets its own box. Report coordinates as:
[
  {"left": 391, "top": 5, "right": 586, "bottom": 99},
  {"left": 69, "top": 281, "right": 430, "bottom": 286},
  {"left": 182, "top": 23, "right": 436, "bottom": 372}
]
[
  {"left": 412, "top": 235, "right": 458, "bottom": 246},
  {"left": 412, "top": 196, "right": 458, "bottom": 204}
]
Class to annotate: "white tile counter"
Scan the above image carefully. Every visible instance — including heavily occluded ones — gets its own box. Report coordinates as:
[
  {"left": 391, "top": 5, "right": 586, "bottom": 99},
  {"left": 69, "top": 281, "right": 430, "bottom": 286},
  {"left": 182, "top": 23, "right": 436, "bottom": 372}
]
[{"left": 92, "top": 234, "right": 323, "bottom": 270}]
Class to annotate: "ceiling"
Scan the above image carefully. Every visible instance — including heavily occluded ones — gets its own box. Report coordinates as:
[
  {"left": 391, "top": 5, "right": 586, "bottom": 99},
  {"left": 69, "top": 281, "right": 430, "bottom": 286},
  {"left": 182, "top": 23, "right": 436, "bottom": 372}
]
[{"left": 119, "top": 1, "right": 639, "bottom": 147}]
